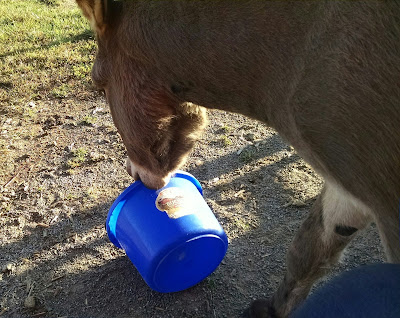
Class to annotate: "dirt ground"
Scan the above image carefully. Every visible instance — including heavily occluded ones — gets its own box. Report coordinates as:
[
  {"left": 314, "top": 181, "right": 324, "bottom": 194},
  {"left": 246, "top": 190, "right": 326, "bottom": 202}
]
[{"left": 1, "top": 92, "right": 385, "bottom": 318}]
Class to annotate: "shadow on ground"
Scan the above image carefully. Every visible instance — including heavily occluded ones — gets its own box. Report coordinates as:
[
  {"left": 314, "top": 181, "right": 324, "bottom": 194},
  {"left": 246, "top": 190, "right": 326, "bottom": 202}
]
[{"left": 1, "top": 138, "right": 384, "bottom": 318}]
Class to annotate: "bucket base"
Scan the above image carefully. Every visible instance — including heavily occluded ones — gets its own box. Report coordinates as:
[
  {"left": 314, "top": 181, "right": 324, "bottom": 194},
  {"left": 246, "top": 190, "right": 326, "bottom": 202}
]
[{"left": 150, "top": 234, "right": 227, "bottom": 293}]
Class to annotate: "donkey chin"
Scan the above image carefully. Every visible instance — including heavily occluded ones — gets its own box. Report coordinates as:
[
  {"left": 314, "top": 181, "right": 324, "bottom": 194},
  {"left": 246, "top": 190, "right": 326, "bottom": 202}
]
[{"left": 126, "top": 158, "right": 172, "bottom": 190}]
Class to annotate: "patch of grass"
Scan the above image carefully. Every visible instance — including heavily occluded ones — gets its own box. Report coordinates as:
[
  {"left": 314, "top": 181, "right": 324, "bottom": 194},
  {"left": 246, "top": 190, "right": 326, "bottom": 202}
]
[
  {"left": 0, "top": 0, "right": 96, "bottom": 115},
  {"left": 205, "top": 277, "right": 217, "bottom": 290},
  {"left": 72, "top": 63, "right": 92, "bottom": 79},
  {"left": 52, "top": 84, "right": 70, "bottom": 98},
  {"left": 79, "top": 115, "right": 97, "bottom": 126},
  {"left": 220, "top": 125, "right": 232, "bottom": 133},
  {"left": 234, "top": 217, "right": 251, "bottom": 231},
  {"left": 24, "top": 109, "right": 37, "bottom": 121},
  {"left": 67, "top": 147, "right": 88, "bottom": 168},
  {"left": 239, "top": 147, "right": 257, "bottom": 163},
  {"left": 219, "top": 135, "right": 232, "bottom": 147},
  {"left": 66, "top": 192, "right": 78, "bottom": 201}
]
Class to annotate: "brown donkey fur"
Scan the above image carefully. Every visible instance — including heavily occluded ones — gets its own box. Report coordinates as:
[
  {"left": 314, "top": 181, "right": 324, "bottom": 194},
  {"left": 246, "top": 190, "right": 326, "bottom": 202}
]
[{"left": 76, "top": 1, "right": 400, "bottom": 317}]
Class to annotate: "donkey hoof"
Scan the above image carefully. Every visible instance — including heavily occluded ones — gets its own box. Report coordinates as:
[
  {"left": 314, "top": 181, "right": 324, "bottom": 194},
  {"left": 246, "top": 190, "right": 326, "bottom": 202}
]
[{"left": 243, "top": 299, "right": 277, "bottom": 318}]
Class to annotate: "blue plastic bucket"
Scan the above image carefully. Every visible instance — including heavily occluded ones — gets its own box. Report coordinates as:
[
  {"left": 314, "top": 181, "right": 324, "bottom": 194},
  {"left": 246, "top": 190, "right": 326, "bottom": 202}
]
[{"left": 106, "top": 171, "right": 228, "bottom": 293}]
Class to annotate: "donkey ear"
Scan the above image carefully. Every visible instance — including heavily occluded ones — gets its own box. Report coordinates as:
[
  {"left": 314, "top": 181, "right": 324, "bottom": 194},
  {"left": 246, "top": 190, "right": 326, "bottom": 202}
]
[{"left": 76, "top": 0, "right": 109, "bottom": 35}]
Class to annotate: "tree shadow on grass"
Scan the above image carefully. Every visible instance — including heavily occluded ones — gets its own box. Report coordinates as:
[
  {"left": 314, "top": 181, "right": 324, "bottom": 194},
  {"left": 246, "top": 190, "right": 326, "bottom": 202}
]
[{"left": 0, "top": 29, "right": 94, "bottom": 59}]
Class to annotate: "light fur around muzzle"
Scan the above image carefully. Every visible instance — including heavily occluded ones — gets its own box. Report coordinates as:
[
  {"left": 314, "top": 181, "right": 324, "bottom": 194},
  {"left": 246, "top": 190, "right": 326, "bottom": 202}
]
[{"left": 126, "top": 157, "right": 172, "bottom": 190}]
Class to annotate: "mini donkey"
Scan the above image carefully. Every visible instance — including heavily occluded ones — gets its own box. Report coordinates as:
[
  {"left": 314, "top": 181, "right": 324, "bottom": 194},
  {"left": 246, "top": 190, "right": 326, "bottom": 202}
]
[{"left": 76, "top": 1, "right": 400, "bottom": 317}]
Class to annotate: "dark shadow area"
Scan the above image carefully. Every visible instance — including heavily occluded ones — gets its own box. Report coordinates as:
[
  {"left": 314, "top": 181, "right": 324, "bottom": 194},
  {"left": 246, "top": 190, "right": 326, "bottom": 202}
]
[
  {"left": 190, "top": 134, "right": 293, "bottom": 181},
  {"left": 0, "top": 200, "right": 111, "bottom": 267},
  {"left": 0, "top": 133, "right": 386, "bottom": 318},
  {"left": 36, "top": 0, "right": 59, "bottom": 6},
  {"left": 0, "top": 29, "right": 94, "bottom": 59}
]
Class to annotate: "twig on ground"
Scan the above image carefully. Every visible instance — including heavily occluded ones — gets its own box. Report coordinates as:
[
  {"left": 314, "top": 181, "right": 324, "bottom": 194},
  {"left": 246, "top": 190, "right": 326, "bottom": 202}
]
[{"left": 2, "top": 162, "right": 29, "bottom": 189}]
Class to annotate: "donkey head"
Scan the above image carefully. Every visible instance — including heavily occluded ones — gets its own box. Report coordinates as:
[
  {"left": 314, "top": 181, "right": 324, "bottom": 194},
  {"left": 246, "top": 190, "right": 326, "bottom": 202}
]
[{"left": 76, "top": 0, "right": 207, "bottom": 189}]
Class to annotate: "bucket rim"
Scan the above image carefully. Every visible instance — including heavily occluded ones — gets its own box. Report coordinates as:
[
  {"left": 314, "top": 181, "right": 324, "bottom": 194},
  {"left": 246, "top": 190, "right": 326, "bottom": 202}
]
[{"left": 106, "top": 170, "right": 202, "bottom": 248}]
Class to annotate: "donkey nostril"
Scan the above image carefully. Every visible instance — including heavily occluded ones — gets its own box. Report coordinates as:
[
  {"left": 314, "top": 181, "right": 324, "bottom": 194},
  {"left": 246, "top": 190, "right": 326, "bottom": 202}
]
[
  {"left": 171, "top": 84, "right": 183, "bottom": 94},
  {"left": 170, "top": 82, "right": 191, "bottom": 96}
]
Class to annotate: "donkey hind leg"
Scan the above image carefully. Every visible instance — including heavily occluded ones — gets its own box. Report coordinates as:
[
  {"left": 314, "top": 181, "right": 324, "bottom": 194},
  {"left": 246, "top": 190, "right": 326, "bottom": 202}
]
[{"left": 248, "top": 182, "right": 373, "bottom": 318}]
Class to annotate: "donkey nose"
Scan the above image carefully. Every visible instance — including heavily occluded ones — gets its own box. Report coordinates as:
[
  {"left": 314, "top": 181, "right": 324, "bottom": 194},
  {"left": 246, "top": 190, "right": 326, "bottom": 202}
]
[{"left": 126, "top": 158, "right": 171, "bottom": 189}]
